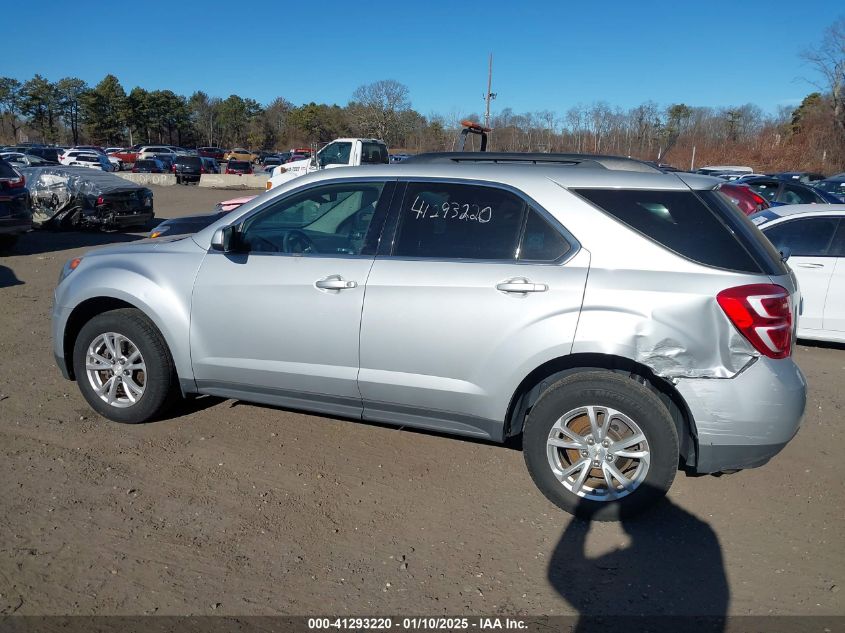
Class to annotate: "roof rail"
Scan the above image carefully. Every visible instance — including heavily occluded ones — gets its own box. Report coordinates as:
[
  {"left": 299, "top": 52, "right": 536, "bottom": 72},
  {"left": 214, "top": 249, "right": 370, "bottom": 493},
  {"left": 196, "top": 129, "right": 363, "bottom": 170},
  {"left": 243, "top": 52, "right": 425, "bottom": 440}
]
[{"left": 403, "top": 152, "right": 661, "bottom": 173}]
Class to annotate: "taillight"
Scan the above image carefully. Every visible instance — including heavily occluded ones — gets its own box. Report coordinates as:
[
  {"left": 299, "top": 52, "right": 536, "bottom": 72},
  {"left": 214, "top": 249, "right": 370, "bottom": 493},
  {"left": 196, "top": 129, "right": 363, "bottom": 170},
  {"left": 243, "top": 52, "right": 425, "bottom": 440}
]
[
  {"left": 8, "top": 174, "right": 25, "bottom": 189},
  {"left": 200, "top": 166, "right": 206, "bottom": 173},
  {"left": 132, "top": 167, "right": 138, "bottom": 173},
  {"left": 96, "top": 196, "right": 104, "bottom": 205},
  {"left": 749, "top": 191, "right": 767, "bottom": 209},
  {"left": 172, "top": 164, "right": 177, "bottom": 172},
  {"left": 717, "top": 284, "right": 792, "bottom": 359}
]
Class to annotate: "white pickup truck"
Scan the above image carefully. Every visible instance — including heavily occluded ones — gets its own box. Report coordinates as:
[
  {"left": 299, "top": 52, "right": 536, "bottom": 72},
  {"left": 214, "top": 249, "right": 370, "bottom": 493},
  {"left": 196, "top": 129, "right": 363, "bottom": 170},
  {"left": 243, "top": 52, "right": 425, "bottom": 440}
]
[{"left": 266, "top": 138, "right": 389, "bottom": 190}]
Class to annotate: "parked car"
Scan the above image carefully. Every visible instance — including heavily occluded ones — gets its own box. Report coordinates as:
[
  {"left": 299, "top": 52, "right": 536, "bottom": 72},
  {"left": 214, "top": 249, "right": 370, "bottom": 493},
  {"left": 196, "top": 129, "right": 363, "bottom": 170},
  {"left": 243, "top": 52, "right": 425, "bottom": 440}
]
[
  {"left": 261, "top": 155, "right": 283, "bottom": 167},
  {"left": 67, "top": 153, "right": 114, "bottom": 171},
  {"left": 225, "top": 160, "right": 252, "bottom": 175},
  {"left": 200, "top": 157, "right": 220, "bottom": 174},
  {"left": 0, "top": 158, "right": 32, "bottom": 248},
  {"left": 751, "top": 204, "right": 845, "bottom": 343},
  {"left": 0, "top": 152, "right": 57, "bottom": 167},
  {"left": 739, "top": 176, "right": 840, "bottom": 206},
  {"left": 60, "top": 149, "right": 113, "bottom": 169},
  {"left": 108, "top": 148, "right": 140, "bottom": 164},
  {"left": 137, "top": 146, "right": 178, "bottom": 161},
  {"left": 52, "top": 153, "right": 806, "bottom": 520},
  {"left": 132, "top": 159, "right": 166, "bottom": 173},
  {"left": 224, "top": 148, "right": 257, "bottom": 163},
  {"left": 198, "top": 147, "right": 226, "bottom": 161},
  {"left": 813, "top": 177, "right": 845, "bottom": 202},
  {"left": 152, "top": 154, "right": 175, "bottom": 172},
  {"left": 172, "top": 155, "right": 206, "bottom": 184},
  {"left": 5, "top": 145, "right": 63, "bottom": 163},
  {"left": 714, "top": 182, "right": 770, "bottom": 216},
  {"left": 21, "top": 166, "right": 154, "bottom": 230},
  {"left": 771, "top": 172, "right": 826, "bottom": 184}
]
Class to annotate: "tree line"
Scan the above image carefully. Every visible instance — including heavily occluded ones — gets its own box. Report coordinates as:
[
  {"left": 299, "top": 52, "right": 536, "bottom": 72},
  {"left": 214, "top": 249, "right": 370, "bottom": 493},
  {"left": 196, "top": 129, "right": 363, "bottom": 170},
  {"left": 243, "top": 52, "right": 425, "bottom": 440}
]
[{"left": 1, "top": 18, "right": 843, "bottom": 172}]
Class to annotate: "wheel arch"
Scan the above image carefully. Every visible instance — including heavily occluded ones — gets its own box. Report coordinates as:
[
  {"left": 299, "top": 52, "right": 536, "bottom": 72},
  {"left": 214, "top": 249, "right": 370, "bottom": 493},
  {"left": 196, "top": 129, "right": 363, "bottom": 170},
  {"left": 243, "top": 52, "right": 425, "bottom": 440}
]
[{"left": 504, "top": 353, "right": 698, "bottom": 468}]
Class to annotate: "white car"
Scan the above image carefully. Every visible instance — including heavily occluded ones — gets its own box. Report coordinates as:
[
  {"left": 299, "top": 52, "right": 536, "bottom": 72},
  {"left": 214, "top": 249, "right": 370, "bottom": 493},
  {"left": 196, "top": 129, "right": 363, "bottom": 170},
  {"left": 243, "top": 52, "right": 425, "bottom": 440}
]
[
  {"left": 60, "top": 149, "right": 117, "bottom": 171},
  {"left": 66, "top": 153, "right": 113, "bottom": 171},
  {"left": 136, "top": 146, "right": 179, "bottom": 161},
  {"left": 753, "top": 204, "right": 845, "bottom": 343}
]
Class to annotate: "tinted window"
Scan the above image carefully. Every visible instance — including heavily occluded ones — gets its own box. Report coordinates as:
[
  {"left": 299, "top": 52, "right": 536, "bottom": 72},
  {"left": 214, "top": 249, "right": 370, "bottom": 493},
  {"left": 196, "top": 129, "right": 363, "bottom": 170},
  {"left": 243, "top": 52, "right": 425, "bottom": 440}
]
[
  {"left": 176, "top": 157, "right": 202, "bottom": 167},
  {"left": 574, "top": 188, "right": 765, "bottom": 273},
  {"left": 748, "top": 181, "right": 779, "bottom": 202},
  {"left": 780, "top": 183, "right": 821, "bottom": 205},
  {"left": 241, "top": 182, "right": 385, "bottom": 255},
  {"left": 228, "top": 161, "right": 250, "bottom": 169},
  {"left": 0, "top": 160, "right": 18, "bottom": 178},
  {"left": 361, "top": 141, "right": 389, "bottom": 164},
  {"left": 520, "top": 209, "right": 571, "bottom": 261},
  {"left": 393, "top": 182, "right": 526, "bottom": 260},
  {"left": 762, "top": 217, "right": 841, "bottom": 257}
]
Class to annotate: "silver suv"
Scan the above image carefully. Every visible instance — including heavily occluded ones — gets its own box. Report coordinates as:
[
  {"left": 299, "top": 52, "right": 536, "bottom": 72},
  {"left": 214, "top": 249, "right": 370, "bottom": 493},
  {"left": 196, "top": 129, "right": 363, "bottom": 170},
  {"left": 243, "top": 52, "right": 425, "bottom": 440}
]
[{"left": 52, "top": 154, "right": 807, "bottom": 520}]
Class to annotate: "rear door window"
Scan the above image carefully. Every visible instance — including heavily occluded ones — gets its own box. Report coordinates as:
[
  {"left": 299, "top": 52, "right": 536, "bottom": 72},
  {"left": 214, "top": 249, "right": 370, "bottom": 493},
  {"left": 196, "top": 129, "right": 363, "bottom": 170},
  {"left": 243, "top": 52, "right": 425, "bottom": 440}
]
[
  {"left": 519, "top": 209, "right": 572, "bottom": 261},
  {"left": 392, "top": 182, "right": 526, "bottom": 260},
  {"left": 573, "top": 188, "right": 772, "bottom": 274},
  {"left": 762, "top": 217, "right": 841, "bottom": 257},
  {"left": 781, "top": 183, "right": 821, "bottom": 205},
  {"left": 361, "top": 142, "right": 389, "bottom": 165}
]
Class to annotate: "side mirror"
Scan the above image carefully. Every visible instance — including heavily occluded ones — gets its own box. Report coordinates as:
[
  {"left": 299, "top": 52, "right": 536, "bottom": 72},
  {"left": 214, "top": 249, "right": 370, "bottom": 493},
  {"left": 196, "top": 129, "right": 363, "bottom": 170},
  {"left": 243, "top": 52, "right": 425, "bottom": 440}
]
[{"left": 211, "top": 226, "right": 238, "bottom": 252}]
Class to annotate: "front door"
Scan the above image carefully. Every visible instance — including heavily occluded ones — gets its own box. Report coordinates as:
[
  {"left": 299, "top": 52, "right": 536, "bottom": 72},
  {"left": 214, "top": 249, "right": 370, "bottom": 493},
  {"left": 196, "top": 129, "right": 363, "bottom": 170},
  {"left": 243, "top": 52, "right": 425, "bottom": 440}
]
[{"left": 190, "top": 180, "right": 394, "bottom": 417}]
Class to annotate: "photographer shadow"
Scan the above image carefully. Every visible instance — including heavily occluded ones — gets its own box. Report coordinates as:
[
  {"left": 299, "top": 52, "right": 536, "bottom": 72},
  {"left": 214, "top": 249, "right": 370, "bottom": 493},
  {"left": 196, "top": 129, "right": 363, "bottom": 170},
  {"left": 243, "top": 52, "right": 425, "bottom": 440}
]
[{"left": 548, "top": 487, "right": 728, "bottom": 633}]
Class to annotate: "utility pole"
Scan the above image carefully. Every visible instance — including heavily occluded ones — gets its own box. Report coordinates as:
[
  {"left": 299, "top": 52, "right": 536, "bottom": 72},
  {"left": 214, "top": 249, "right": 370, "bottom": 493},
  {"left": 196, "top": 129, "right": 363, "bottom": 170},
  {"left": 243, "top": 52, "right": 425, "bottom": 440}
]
[{"left": 484, "top": 53, "right": 496, "bottom": 129}]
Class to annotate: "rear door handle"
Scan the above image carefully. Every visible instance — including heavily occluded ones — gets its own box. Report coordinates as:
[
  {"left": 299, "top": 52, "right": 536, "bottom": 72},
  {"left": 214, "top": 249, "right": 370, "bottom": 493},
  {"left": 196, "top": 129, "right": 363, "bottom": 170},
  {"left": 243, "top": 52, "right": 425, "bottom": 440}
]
[
  {"left": 496, "top": 278, "right": 548, "bottom": 293},
  {"left": 795, "top": 263, "right": 824, "bottom": 269},
  {"left": 315, "top": 275, "right": 358, "bottom": 290}
]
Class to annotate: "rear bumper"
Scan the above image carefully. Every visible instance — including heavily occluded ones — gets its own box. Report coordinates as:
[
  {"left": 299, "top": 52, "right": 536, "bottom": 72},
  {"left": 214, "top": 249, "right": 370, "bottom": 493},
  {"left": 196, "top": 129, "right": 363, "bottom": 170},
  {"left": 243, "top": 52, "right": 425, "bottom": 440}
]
[{"left": 676, "top": 357, "right": 806, "bottom": 473}]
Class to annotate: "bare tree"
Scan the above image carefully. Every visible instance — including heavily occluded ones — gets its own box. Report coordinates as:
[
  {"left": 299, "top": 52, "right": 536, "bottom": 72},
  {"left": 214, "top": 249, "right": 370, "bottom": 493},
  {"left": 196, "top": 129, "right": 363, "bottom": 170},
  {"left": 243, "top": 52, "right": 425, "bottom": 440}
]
[
  {"left": 803, "top": 17, "right": 845, "bottom": 137},
  {"left": 349, "top": 80, "right": 411, "bottom": 145}
]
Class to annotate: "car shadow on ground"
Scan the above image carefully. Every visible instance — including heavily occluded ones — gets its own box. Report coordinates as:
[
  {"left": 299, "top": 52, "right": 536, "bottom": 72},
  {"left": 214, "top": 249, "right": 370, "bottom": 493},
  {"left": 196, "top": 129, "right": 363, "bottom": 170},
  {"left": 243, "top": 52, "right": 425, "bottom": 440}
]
[
  {"left": 548, "top": 487, "right": 728, "bottom": 632},
  {"left": 0, "top": 264, "right": 23, "bottom": 288},
  {"left": 796, "top": 338, "right": 845, "bottom": 352},
  {"left": 6, "top": 229, "right": 147, "bottom": 257}
]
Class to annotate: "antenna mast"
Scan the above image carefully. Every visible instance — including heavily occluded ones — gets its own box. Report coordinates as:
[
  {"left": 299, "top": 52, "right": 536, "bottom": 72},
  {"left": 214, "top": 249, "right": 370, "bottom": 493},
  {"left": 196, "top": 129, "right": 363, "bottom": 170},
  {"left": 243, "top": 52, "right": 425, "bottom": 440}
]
[{"left": 484, "top": 53, "right": 496, "bottom": 129}]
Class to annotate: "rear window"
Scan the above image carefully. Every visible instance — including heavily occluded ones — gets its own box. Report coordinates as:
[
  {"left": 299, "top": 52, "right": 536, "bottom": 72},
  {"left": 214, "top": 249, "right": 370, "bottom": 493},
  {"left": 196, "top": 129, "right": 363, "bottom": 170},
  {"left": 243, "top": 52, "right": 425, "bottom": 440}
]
[
  {"left": 573, "top": 188, "right": 786, "bottom": 275},
  {"left": 229, "top": 161, "right": 249, "bottom": 169},
  {"left": 361, "top": 142, "right": 389, "bottom": 164},
  {"left": 176, "top": 156, "right": 201, "bottom": 167},
  {"left": 0, "top": 160, "right": 18, "bottom": 178}
]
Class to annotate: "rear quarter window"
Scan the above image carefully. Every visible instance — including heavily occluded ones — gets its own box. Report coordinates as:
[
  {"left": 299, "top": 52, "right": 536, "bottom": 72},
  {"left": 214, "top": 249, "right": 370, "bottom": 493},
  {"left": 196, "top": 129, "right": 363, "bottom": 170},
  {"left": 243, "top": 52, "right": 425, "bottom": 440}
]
[{"left": 572, "top": 188, "right": 784, "bottom": 274}]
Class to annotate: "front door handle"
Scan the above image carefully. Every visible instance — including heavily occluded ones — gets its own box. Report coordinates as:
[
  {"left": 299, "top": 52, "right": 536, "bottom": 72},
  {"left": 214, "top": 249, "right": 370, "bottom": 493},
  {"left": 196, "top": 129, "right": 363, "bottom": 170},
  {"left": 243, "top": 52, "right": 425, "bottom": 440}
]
[
  {"left": 315, "top": 275, "right": 358, "bottom": 290},
  {"left": 795, "top": 263, "right": 824, "bottom": 269},
  {"left": 496, "top": 278, "right": 548, "bottom": 293}
]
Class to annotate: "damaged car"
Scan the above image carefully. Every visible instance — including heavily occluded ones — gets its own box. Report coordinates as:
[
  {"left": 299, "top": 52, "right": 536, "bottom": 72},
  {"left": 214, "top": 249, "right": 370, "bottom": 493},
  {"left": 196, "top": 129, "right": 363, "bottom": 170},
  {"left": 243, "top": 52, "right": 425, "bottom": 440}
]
[
  {"left": 21, "top": 166, "right": 154, "bottom": 230},
  {"left": 52, "top": 154, "right": 806, "bottom": 520}
]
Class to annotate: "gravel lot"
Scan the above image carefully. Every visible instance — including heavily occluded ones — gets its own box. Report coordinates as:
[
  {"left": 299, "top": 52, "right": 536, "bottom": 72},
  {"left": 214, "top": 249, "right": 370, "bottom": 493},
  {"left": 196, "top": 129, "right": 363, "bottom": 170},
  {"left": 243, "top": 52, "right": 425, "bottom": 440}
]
[{"left": 0, "top": 184, "right": 843, "bottom": 618}]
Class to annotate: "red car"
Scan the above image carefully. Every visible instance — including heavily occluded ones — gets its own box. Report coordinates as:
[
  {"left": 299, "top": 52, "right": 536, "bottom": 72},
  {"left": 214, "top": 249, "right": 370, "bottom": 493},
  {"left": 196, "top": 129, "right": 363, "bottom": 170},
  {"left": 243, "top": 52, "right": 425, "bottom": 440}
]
[
  {"left": 198, "top": 147, "right": 226, "bottom": 161},
  {"left": 715, "top": 183, "right": 770, "bottom": 216},
  {"left": 225, "top": 160, "right": 253, "bottom": 175},
  {"left": 108, "top": 148, "right": 140, "bottom": 163}
]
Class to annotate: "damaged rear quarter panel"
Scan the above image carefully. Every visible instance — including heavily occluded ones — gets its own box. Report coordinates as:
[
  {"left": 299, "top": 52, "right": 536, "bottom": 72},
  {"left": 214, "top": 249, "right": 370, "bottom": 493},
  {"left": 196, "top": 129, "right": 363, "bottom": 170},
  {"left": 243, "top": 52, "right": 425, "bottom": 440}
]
[{"left": 572, "top": 268, "right": 760, "bottom": 379}]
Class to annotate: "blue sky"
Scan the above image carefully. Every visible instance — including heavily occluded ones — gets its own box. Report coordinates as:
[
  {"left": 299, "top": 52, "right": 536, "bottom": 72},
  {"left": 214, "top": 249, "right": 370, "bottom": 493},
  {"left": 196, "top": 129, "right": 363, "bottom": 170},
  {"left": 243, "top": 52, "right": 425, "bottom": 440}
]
[{"left": 2, "top": 1, "right": 840, "bottom": 117}]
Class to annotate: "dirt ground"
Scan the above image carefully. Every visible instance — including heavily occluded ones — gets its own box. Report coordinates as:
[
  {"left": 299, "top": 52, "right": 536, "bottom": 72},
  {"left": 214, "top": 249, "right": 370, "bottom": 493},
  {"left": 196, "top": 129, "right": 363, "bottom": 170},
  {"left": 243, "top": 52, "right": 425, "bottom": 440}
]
[{"left": 0, "top": 184, "right": 843, "bottom": 618}]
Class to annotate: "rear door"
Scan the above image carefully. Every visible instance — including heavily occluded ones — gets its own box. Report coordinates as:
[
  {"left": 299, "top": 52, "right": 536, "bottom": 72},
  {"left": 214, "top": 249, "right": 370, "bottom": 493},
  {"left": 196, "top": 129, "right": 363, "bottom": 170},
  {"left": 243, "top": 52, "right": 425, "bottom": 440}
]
[
  {"left": 762, "top": 216, "right": 840, "bottom": 331},
  {"left": 823, "top": 220, "right": 845, "bottom": 334},
  {"left": 358, "top": 180, "right": 589, "bottom": 440}
]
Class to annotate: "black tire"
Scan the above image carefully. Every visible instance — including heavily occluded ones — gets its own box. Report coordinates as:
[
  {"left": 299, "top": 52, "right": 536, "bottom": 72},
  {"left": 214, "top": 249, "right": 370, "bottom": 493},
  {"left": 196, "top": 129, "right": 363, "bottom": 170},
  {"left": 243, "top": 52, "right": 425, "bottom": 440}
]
[
  {"left": 523, "top": 370, "right": 678, "bottom": 521},
  {"left": 72, "top": 308, "right": 180, "bottom": 424}
]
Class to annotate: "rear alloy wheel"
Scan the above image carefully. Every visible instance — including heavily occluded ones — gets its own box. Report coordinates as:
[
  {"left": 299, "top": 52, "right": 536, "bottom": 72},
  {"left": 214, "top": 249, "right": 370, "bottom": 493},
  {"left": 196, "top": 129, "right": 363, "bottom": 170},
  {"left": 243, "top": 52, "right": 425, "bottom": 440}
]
[
  {"left": 72, "top": 308, "right": 179, "bottom": 423},
  {"left": 523, "top": 371, "right": 678, "bottom": 521}
]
